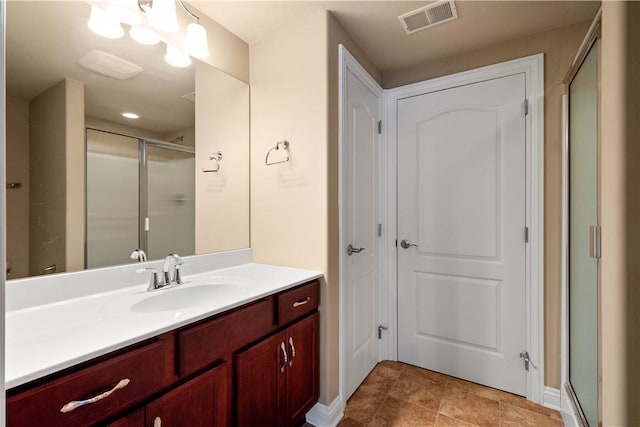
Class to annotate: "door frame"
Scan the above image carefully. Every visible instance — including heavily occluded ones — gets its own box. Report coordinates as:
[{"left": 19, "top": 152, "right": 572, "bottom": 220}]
[
  {"left": 338, "top": 44, "right": 384, "bottom": 402},
  {"left": 383, "top": 54, "right": 545, "bottom": 403}
]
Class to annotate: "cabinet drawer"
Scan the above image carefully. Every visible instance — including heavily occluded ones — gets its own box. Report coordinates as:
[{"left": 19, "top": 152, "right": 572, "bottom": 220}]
[
  {"left": 179, "top": 297, "right": 276, "bottom": 376},
  {"left": 7, "top": 341, "right": 166, "bottom": 427},
  {"left": 277, "top": 281, "right": 319, "bottom": 326}
]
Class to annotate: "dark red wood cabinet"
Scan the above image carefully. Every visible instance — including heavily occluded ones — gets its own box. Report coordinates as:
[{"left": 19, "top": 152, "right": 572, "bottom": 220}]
[
  {"left": 7, "top": 280, "right": 320, "bottom": 427},
  {"left": 236, "top": 313, "right": 319, "bottom": 427}
]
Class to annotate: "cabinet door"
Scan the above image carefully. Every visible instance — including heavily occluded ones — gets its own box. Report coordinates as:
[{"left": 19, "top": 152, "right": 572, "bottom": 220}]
[
  {"left": 107, "top": 409, "right": 144, "bottom": 427},
  {"left": 236, "top": 331, "right": 287, "bottom": 427},
  {"left": 146, "top": 363, "right": 229, "bottom": 427},
  {"left": 285, "top": 313, "right": 319, "bottom": 427}
]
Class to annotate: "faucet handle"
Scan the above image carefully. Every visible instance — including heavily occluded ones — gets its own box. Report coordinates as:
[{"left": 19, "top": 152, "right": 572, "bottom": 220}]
[
  {"left": 174, "top": 262, "right": 189, "bottom": 285},
  {"left": 137, "top": 268, "right": 160, "bottom": 291}
]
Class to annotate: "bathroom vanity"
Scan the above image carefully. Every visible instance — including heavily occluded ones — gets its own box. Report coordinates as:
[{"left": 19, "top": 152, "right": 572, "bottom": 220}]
[{"left": 5, "top": 258, "right": 321, "bottom": 427}]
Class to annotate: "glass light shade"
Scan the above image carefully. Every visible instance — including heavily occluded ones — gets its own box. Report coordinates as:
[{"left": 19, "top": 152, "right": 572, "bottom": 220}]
[
  {"left": 165, "top": 45, "right": 192, "bottom": 68},
  {"left": 129, "top": 26, "right": 160, "bottom": 45},
  {"left": 148, "top": 0, "right": 179, "bottom": 33},
  {"left": 185, "top": 22, "right": 209, "bottom": 58},
  {"left": 106, "top": 0, "right": 142, "bottom": 25},
  {"left": 88, "top": 6, "right": 124, "bottom": 39}
]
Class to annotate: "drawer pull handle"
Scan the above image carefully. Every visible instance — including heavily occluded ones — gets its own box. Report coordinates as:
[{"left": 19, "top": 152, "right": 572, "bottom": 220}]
[
  {"left": 280, "top": 342, "right": 288, "bottom": 373},
  {"left": 60, "top": 378, "right": 130, "bottom": 413},
  {"left": 293, "top": 297, "right": 311, "bottom": 308},
  {"left": 289, "top": 337, "right": 296, "bottom": 367}
]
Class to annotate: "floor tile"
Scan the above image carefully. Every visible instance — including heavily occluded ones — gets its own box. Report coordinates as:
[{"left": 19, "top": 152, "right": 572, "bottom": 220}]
[
  {"left": 369, "top": 396, "right": 438, "bottom": 427},
  {"left": 500, "top": 402, "right": 565, "bottom": 427},
  {"left": 402, "top": 364, "right": 449, "bottom": 384},
  {"left": 340, "top": 361, "right": 563, "bottom": 427},
  {"left": 337, "top": 416, "right": 364, "bottom": 427},
  {"left": 434, "top": 414, "right": 478, "bottom": 426},
  {"left": 445, "top": 376, "right": 510, "bottom": 402},
  {"left": 344, "top": 383, "right": 389, "bottom": 424},
  {"left": 389, "top": 372, "right": 446, "bottom": 411},
  {"left": 499, "top": 392, "right": 563, "bottom": 419},
  {"left": 439, "top": 387, "right": 500, "bottom": 427}
]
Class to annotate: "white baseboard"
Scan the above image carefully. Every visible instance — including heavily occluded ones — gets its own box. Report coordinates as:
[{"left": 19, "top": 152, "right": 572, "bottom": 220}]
[
  {"left": 305, "top": 395, "right": 345, "bottom": 427},
  {"left": 542, "top": 386, "right": 561, "bottom": 411}
]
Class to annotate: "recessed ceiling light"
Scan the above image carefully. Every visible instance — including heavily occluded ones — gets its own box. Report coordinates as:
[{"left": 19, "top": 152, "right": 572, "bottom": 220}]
[{"left": 122, "top": 112, "right": 140, "bottom": 119}]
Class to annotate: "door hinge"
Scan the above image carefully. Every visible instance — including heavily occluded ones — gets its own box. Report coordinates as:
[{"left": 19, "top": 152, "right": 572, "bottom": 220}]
[
  {"left": 523, "top": 98, "right": 529, "bottom": 116},
  {"left": 524, "top": 226, "right": 529, "bottom": 243},
  {"left": 377, "top": 223, "right": 382, "bottom": 237},
  {"left": 378, "top": 120, "right": 382, "bottom": 134},
  {"left": 378, "top": 325, "right": 388, "bottom": 339},
  {"left": 519, "top": 351, "right": 537, "bottom": 371}
]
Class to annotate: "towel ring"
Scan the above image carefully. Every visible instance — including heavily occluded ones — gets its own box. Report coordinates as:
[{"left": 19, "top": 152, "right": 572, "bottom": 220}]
[
  {"left": 202, "top": 151, "right": 223, "bottom": 173},
  {"left": 265, "top": 141, "right": 290, "bottom": 166}
]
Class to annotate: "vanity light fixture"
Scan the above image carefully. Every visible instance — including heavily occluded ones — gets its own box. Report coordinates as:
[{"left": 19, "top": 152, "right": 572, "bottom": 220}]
[
  {"left": 88, "top": 5, "right": 125, "bottom": 39},
  {"left": 122, "top": 112, "right": 140, "bottom": 119},
  {"left": 91, "top": 0, "right": 210, "bottom": 67},
  {"left": 143, "top": 0, "right": 179, "bottom": 33},
  {"left": 106, "top": 0, "right": 142, "bottom": 26},
  {"left": 129, "top": 26, "right": 160, "bottom": 45},
  {"left": 164, "top": 44, "right": 192, "bottom": 68}
]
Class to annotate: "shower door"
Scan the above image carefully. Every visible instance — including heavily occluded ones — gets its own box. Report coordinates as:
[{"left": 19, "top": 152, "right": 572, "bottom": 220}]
[
  {"left": 86, "top": 129, "right": 140, "bottom": 269},
  {"left": 567, "top": 39, "right": 599, "bottom": 426},
  {"left": 145, "top": 144, "right": 195, "bottom": 260},
  {"left": 86, "top": 129, "right": 195, "bottom": 269}
]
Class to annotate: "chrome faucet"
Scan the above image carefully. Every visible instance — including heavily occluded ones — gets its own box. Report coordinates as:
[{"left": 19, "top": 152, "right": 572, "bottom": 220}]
[
  {"left": 162, "top": 253, "right": 182, "bottom": 286},
  {"left": 130, "top": 249, "right": 147, "bottom": 263},
  {"left": 137, "top": 254, "right": 185, "bottom": 291}
]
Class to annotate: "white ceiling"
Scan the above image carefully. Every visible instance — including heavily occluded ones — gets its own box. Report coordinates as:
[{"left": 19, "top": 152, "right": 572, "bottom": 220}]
[{"left": 195, "top": 0, "right": 599, "bottom": 73}]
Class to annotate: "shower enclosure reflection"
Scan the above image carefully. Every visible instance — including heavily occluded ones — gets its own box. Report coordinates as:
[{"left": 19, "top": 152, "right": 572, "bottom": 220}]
[{"left": 86, "top": 129, "right": 195, "bottom": 269}]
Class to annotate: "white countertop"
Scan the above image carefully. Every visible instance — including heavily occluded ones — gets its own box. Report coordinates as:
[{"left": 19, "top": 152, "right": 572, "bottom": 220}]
[{"left": 5, "top": 262, "right": 322, "bottom": 389}]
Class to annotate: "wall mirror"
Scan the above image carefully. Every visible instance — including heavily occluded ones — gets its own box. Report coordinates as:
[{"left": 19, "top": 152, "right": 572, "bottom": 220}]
[{"left": 5, "top": 1, "right": 250, "bottom": 279}]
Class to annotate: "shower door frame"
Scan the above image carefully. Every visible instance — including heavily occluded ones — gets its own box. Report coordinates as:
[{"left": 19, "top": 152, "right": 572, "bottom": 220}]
[
  {"left": 561, "top": 9, "right": 601, "bottom": 426},
  {"left": 84, "top": 126, "right": 195, "bottom": 267}
]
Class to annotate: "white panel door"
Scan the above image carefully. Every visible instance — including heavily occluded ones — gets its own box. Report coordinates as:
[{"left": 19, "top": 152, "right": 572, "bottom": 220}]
[
  {"left": 397, "top": 74, "right": 527, "bottom": 395},
  {"left": 343, "top": 68, "right": 380, "bottom": 399}
]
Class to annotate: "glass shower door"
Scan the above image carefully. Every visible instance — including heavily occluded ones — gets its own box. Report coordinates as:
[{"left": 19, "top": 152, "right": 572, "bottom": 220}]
[
  {"left": 568, "top": 40, "right": 599, "bottom": 426},
  {"left": 86, "top": 129, "right": 140, "bottom": 269},
  {"left": 145, "top": 144, "right": 195, "bottom": 260}
]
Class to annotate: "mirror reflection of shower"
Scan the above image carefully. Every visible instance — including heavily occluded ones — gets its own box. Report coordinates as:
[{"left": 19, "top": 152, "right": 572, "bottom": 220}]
[{"left": 86, "top": 128, "right": 195, "bottom": 269}]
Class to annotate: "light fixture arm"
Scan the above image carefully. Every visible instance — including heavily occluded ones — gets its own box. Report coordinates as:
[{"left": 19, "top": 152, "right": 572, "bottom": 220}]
[
  {"left": 176, "top": 0, "right": 199, "bottom": 21},
  {"left": 137, "top": 0, "right": 200, "bottom": 21}
]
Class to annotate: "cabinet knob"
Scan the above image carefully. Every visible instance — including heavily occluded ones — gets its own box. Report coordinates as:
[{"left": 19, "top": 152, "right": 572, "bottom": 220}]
[{"left": 154, "top": 416, "right": 162, "bottom": 427}]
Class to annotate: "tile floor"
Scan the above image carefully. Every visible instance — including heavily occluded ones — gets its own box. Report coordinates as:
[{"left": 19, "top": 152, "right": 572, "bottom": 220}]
[{"left": 337, "top": 361, "right": 563, "bottom": 427}]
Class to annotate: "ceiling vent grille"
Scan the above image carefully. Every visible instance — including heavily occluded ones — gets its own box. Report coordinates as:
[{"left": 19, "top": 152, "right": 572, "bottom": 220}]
[{"left": 399, "top": 0, "right": 458, "bottom": 35}]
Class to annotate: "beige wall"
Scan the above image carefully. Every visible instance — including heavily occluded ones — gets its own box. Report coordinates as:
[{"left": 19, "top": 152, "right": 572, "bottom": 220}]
[
  {"left": 29, "top": 80, "right": 68, "bottom": 275},
  {"left": 600, "top": 2, "right": 640, "bottom": 424},
  {"left": 29, "top": 79, "right": 85, "bottom": 276},
  {"left": 195, "top": 61, "right": 250, "bottom": 254},
  {"left": 65, "top": 79, "right": 85, "bottom": 273},
  {"left": 5, "top": 96, "right": 30, "bottom": 279},
  {"left": 250, "top": 9, "right": 333, "bottom": 402},
  {"left": 384, "top": 21, "right": 591, "bottom": 389}
]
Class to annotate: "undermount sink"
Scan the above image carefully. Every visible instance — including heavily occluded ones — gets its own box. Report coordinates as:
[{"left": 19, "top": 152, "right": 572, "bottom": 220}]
[{"left": 131, "top": 284, "right": 241, "bottom": 313}]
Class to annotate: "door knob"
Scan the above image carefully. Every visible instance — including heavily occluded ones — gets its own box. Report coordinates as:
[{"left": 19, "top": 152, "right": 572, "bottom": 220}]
[
  {"left": 347, "top": 244, "right": 365, "bottom": 256},
  {"left": 400, "top": 239, "right": 417, "bottom": 249}
]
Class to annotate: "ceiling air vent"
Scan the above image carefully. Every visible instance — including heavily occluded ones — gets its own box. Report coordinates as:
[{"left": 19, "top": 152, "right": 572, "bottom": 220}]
[{"left": 399, "top": 0, "right": 458, "bottom": 35}]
